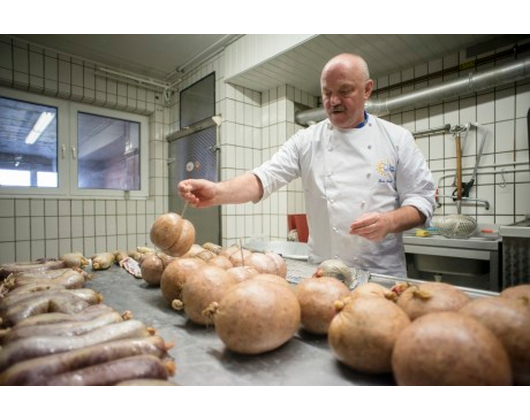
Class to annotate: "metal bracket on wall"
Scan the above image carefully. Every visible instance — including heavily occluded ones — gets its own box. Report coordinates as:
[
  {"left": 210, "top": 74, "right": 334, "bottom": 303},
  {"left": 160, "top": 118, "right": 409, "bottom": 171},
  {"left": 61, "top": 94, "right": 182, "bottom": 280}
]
[{"left": 166, "top": 115, "right": 222, "bottom": 143}]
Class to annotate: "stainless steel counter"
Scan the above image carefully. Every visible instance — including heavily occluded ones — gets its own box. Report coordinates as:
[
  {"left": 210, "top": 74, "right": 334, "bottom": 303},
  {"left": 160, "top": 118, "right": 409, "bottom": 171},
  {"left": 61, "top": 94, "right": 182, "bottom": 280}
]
[
  {"left": 87, "top": 258, "right": 498, "bottom": 385},
  {"left": 499, "top": 217, "right": 530, "bottom": 238},
  {"left": 88, "top": 262, "right": 395, "bottom": 386},
  {"left": 403, "top": 233, "right": 501, "bottom": 251}
]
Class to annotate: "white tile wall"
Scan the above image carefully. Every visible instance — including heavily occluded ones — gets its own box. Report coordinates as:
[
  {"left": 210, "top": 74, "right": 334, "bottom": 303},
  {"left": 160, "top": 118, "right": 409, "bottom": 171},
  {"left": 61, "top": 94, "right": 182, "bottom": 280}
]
[
  {"left": 175, "top": 55, "right": 261, "bottom": 245},
  {"left": 16, "top": 217, "right": 30, "bottom": 241},
  {"left": 15, "top": 199, "right": 30, "bottom": 216},
  {"left": 16, "top": 241, "right": 30, "bottom": 261},
  {"left": 0, "top": 217, "right": 14, "bottom": 241},
  {"left": 0, "top": 242, "right": 15, "bottom": 262},
  {"left": 372, "top": 52, "right": 530, "bottom": 225},
  {"left": 0, "top": 35, "right": 165, "bottom": 263}
]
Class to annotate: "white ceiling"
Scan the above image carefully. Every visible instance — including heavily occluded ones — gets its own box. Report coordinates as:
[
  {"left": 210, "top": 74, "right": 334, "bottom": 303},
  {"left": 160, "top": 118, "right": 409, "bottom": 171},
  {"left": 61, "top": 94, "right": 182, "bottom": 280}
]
[
  {"left": 15, "top": 34, "right": 241, "bottom": 81},
  {"left": 227, "top": 34, "right": 530, "bottom": 96},
  {"left": 13, "top": 34, "right": 530, "bottom": 96}
]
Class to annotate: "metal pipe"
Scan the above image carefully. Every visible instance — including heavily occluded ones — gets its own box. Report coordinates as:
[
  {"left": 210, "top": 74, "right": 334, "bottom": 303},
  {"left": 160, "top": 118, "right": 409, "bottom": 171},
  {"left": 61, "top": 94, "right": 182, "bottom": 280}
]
[
  {"left": 431, "top": 160, "right": 530, "bottom": 175},
  {"left": 527, "top": 107, "right": 530, "bottom": 169},
  {"left": 412, "top": 124, "right": 451, "bottom": 138},
  {"left": 436, "top": 165, "right": 529, "bottom": 187},
  {"left": 294, "top": 108, "right": 326, "bottom": 126},
  {"left": 295, "top": 57, "right": 530, "bottom": 126},
  {"left": 436, "top": 167, "right": 529, "bottom": 210},
  {"left": 436, "top": 195, "right": 491, "bottom": 210},
  {"left": 96, "top": 67, "right": 169, "bottom": 90}
]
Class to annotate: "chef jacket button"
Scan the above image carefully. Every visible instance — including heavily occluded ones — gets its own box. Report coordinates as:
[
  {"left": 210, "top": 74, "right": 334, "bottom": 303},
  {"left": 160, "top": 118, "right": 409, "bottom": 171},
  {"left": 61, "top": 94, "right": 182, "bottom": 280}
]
[
  {"left": 366, "top": 172, "right": 371, "bottom": 178},
  {"left": 361, "top": 201, "right": 366, "bottom": 207},
  {"left": 328, "top": 146, "right": 333, "bottom": 152},
  {"left": 368, "top": 145, "right": 372, "bottom": 149}
]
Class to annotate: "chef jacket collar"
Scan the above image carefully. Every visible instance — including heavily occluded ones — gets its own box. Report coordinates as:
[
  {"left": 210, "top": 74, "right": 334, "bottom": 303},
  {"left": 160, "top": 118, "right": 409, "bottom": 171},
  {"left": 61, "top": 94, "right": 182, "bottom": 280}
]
[{"left": 355, "top": 111, "right": 369, "bottom": 129}]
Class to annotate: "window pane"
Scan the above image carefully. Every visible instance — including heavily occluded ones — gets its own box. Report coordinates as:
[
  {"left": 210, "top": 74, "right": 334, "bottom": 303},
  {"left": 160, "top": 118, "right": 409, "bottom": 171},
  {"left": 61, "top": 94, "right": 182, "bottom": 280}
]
[
  {"left": 77, "top": 112, "right": 140, "bottom": 190},
  {"left": 37, "top": 171, "right": 58, "bottom": 187},
  {"left": 180, "top": 73, "right": 215, "bottom": 129},
  {"left": 0, "top": 96, "right": 58, "bottom": 188},
  {"left": 0, "top": 169, "right": 30, "bottom": 186}
]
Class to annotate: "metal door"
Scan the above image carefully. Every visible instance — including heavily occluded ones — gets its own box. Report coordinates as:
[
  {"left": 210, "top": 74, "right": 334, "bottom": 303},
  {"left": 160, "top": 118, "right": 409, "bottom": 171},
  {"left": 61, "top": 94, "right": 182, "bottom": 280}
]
[{"left": 168, "top": 125, "right": 220, "bottom": 245}]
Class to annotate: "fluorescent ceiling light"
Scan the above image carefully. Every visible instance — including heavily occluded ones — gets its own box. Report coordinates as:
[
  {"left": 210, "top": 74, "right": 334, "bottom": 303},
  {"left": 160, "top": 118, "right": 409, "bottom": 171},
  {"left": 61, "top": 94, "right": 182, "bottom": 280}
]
[{"left": 25, "top": 111, "right": 55, "bottom": 145}]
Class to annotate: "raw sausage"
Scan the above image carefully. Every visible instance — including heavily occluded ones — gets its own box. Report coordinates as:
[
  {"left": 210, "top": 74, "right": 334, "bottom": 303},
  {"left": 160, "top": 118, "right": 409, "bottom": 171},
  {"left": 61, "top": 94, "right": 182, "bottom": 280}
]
[
  {"left": 0, "top": 319, "right": 151, "bottom": 371},
  {"left": 2, "top": 310, "right": 125, "bottom": 344},
  {"left": 2, "top": 293, "right": 92, "bottom": 327},
  {"left": 0, "top": 335, "right": 170, "bottom": 385},
  {"left": 12, "top": 304, "right": 117, "bottom": 328},
  {"left": 6, "top": 270, "right": 87, "bottom": 290},
  {"left": 39, "top": 354, "right": 174, "bottom": 386},
  {"left": 0, "top": 260, "right": 67, "bottom": 280},
  {"left": 0, "top": 286, "right": 103, "bottom": 313}
]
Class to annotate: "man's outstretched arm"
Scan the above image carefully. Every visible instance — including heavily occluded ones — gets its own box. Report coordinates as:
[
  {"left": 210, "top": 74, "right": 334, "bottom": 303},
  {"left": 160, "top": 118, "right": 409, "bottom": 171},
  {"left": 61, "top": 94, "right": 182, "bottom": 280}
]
[{"left": 178, "top": 173, "right": 263, "bottom": 208}]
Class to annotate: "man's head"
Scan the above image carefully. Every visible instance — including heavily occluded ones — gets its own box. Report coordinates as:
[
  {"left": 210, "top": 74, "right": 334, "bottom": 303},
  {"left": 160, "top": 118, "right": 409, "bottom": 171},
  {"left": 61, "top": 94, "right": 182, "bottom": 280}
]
[{"left": 320, "top": 53, "right": 373, "bottom": 129}]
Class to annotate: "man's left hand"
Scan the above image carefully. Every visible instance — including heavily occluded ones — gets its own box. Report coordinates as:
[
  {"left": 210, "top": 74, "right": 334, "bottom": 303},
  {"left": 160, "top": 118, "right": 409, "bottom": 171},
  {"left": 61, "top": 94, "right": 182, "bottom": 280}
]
[{"left": 349, "top": 212, "right": 392, "bottom": 241}]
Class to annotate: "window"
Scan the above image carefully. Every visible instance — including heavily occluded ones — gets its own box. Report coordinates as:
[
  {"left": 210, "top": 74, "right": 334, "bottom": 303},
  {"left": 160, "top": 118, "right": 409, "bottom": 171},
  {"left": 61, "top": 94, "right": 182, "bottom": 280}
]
[
  {"left": 77, "top": 112, "right": 141, "bottom": 191},
  {"left": 0, "top": 87, "right": 148, "bottom": 198},
  {"left": 0, "top": 96, "right": 58, "bottom": 188},
  {"left": 180, "top": 72, "right": 215, "bottom": 129},
  {"left": 0, "top": 169, "right": 31, "bottom": 186}
]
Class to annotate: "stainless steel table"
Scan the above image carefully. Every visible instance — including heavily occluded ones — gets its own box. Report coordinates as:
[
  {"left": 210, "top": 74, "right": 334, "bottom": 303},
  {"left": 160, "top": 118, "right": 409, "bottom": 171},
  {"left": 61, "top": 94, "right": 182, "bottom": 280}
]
[{"left": 88, "top": 260, "right": 395, "bottom": 386}]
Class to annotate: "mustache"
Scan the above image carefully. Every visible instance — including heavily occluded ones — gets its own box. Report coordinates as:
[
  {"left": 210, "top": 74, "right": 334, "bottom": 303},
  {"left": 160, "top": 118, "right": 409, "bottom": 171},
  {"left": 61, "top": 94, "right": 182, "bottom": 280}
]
[{"left": 329, "top": 105, "right": 346, "bottom": 112}]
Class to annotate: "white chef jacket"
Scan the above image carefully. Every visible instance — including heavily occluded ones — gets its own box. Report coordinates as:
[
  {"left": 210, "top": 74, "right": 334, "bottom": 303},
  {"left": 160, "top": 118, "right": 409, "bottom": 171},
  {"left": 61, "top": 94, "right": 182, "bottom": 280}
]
[{"left": 252, "top": 114, "right": 435, "bottom": 278}]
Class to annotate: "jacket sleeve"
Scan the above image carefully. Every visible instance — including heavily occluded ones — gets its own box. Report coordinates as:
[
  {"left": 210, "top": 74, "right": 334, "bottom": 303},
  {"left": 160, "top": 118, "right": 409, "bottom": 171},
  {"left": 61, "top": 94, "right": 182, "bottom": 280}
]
[
  {"left": 251, "top": 131, "right": 304, "bottom": 202},
  {"left": 395, "top": 131, "right": 436, "bottom": 223}
]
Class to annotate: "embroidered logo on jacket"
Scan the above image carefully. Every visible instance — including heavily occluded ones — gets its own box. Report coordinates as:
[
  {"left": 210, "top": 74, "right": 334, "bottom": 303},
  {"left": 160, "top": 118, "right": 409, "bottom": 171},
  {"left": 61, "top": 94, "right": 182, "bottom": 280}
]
[{"left": 376, "top": 160, "right": 395, "bottom": 183}]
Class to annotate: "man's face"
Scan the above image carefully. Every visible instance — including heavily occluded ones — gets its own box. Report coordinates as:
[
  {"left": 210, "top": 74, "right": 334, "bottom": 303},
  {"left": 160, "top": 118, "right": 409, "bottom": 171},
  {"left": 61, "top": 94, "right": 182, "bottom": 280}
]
[{"left": 321, "top": 63, "right": 373, "bottom": 129}]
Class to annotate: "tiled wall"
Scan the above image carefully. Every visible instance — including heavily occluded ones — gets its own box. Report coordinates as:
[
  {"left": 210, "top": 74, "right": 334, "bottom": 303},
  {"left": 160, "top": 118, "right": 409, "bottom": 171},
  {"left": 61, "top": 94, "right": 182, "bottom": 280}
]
[
  {"left": 171, "top": 55, "right": 316, "bottom": 247},
  {"left": 245, "top": 84, "right": 317, "bottom": 243},
  {"left": 220, "top": 81, "right": 264, "bottom": 245},
  {"left": 0, "top": 35, "right": 169, "bottom": 264},
  {"left": 376, "top": 49, "right": 530, "bottom": 226}
]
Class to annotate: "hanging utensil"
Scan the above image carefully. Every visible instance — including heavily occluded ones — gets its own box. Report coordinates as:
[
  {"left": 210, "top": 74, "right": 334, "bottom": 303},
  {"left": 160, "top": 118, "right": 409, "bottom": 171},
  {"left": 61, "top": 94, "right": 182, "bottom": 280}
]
[
  {"left": 461, "top": 123, "right": 488, "bottom": 198},
  {"left": 526, "top": 108, "right": 530, "bottom": 169},
  {"left": 436, "top": 125, "right": 478, "bottom": 239},
  {"left": 453, "top": 125, "right": 465, "bottom": 214}
]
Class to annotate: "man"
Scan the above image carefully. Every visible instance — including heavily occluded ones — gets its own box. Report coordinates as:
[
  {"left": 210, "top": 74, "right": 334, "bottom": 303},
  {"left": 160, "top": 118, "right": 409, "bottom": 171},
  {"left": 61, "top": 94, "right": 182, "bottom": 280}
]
[{"left": 178, "top": 53, "right": 435, "bottom": 278}]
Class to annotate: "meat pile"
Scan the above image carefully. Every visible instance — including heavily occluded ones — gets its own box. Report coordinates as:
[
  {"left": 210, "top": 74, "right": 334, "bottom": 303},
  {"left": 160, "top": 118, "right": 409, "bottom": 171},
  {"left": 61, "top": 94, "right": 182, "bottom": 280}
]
[{"left": 0, "top": 259, "right": 175, "bottom": 386}]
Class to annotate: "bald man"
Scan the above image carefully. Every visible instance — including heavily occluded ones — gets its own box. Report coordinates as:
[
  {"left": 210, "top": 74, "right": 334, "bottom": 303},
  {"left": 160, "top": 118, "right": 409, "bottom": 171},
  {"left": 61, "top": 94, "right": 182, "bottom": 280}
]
[{"left": 179, "top": 53, "right": 435, "bottom": 277}]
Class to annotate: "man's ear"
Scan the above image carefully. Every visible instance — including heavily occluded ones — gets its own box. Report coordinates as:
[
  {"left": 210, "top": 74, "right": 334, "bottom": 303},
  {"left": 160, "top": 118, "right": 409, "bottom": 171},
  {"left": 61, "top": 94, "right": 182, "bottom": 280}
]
[{"left": 364, "top": 79, "right": 374, "bottom": 100}]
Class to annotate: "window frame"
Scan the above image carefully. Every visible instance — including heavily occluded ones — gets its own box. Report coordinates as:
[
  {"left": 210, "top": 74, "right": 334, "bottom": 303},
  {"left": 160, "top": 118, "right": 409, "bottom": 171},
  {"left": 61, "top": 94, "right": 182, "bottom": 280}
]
[
  {"left": 0, "top": 87, "right": 69, "bottom": 196},
  {"left": 0, "top": 87, "right": 149, "bottom": 199},
  {"left": 69, "top": 102, "right": 149, "bottom": 198},
  {"left": 179, "top": 72, "right": 216, "bottom": 129}
]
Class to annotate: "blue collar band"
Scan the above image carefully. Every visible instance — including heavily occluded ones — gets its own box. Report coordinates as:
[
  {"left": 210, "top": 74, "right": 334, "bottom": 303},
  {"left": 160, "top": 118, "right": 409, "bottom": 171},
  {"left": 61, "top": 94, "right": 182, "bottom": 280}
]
[{"left": 355, "top": 111, "right": 369, "bottom": 129}]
